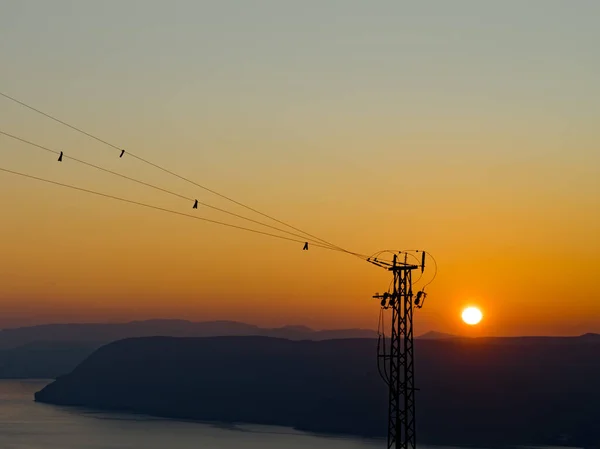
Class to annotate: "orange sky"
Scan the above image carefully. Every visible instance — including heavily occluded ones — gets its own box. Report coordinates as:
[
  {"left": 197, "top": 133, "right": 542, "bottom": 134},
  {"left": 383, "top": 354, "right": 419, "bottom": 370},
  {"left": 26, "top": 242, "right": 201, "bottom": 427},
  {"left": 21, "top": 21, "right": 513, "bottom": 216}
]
[{"left": 0, "top": 1, "right": 598, "bottom": 335}]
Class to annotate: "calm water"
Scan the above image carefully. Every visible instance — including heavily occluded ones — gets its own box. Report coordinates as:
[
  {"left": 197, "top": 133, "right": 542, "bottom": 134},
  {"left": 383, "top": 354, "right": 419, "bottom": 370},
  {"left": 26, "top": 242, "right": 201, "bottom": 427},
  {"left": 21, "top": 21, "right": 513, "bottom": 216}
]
[
  {"left": 0, "top": 380, "right": 386, "bottom": 449},
  {"left": 2, "top": 380, "right": 573, "bottom": 449}
]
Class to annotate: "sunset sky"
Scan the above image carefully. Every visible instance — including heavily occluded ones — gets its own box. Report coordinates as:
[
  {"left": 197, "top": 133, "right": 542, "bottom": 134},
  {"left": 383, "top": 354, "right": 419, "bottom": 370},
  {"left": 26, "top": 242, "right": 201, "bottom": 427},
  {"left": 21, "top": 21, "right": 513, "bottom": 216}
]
[{"left": 1, "top": 1, "right": 598, "bottom": 336}]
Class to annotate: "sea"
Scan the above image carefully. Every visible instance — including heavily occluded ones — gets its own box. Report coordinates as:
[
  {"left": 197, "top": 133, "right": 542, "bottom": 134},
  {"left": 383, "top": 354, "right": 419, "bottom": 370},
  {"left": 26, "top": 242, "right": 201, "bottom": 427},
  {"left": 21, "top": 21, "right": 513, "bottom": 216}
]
[
  {"left": 0, "top": 379, "right": 386, "bottom": 449},
  {"left": 0, "top": 380, "right": 580, "bottom": 449}
]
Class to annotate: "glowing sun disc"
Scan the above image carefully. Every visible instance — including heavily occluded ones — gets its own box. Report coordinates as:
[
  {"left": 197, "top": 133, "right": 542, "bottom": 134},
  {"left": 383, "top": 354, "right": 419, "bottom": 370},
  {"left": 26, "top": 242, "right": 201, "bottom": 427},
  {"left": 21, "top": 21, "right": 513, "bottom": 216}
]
[{"left": 462, "top": 307, "right": 483, "bottom": 325}]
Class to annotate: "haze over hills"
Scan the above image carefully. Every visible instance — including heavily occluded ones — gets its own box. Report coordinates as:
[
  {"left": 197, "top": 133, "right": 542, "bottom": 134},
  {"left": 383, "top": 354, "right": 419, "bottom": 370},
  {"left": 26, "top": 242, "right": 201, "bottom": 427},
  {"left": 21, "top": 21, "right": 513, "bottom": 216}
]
[
  {"left": 0, "top": 319, "right": 378, "bottom": 351},
  {"left": 416, "top": 331, "right": 457, "bottom": 340},
  {"left": 2, "top": 319, "right": 597, "bottom": 380},
  {"left": 36, "top": 334, "right": 600, "bottom": 448},
  {"left": 0, "top": 319, "right": 378, "bottom": 378}
]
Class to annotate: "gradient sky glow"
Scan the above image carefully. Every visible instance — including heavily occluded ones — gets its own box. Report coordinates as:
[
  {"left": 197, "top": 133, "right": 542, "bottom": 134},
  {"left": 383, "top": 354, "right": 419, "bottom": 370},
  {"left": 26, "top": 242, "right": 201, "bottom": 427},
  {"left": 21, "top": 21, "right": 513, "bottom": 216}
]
[{"left": 1, "top": 1, "right": 598, "bottom": 335}]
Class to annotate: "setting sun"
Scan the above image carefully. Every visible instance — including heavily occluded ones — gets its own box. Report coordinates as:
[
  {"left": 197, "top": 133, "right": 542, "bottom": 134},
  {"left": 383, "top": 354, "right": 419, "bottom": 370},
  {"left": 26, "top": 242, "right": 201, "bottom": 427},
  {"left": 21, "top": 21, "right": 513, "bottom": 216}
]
[{"left": 462, "top": 307, "right": 483, "bottom": 325}]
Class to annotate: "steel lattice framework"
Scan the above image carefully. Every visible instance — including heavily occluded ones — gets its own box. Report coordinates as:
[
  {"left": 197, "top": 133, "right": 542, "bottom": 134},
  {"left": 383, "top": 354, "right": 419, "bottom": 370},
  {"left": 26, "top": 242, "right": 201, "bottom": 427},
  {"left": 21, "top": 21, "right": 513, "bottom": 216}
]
[{"left": 374, "top": 254, "right": 420, "bottom": 449}]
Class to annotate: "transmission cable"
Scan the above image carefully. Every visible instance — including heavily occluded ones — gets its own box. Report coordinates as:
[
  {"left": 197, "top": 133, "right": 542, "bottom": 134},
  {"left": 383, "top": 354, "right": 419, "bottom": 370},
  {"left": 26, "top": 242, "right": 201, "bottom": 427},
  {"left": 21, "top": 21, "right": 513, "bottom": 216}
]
[
  {"left": 0, "top": 129, "right": 342, "bottom": 249},
  {"left": 0, "top": 91, "right": 356, "bottom": 257},
  {"left": 0, "top": 165, "right": 364, "bottom": 254}
]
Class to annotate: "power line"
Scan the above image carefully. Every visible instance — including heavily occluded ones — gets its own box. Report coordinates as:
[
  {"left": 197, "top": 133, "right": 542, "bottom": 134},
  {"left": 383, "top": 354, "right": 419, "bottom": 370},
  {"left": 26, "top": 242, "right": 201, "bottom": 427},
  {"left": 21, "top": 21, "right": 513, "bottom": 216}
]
[
  {"left": 0, "top": 92, "right": 124, "bottom": 153},
  {"left": 0, "top": 165, "right": 359, "bottom": 255},
  {"left": 0, "top": 91, "right": 353, "bottom": 256},
  {"left": 0, "top": 129, "right": 342, "bottom": 249}
]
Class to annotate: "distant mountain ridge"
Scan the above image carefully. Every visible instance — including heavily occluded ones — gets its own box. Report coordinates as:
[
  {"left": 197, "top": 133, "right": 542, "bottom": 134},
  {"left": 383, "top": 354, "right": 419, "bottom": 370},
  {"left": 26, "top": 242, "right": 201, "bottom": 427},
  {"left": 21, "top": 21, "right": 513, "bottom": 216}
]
[
  {"left": 0, "top": 320, "right": 382, "bottom": 378},
  {"left": 2, "top": 319, "right": 598, "bottom": 379},
  {"left": 4, "top": 319, "right": 597, "bottom": 350},
  {"left": 417, "top": 331, "right": 458, "bottom": 339},
  {"left": 0, "top": 319, "right": 378, "bottom": 350}
]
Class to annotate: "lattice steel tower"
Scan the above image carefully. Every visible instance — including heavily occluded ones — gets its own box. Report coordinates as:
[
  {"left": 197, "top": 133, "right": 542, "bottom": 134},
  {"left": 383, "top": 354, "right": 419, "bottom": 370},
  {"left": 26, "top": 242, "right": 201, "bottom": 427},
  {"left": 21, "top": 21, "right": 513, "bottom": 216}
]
[{"left": 373, "top": 252, "right": 426, "bottom": 449}]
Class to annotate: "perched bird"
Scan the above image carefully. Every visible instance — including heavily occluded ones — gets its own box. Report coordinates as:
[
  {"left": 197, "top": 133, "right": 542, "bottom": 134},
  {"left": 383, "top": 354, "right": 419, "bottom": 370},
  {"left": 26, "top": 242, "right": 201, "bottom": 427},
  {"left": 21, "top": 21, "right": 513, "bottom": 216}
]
[
  {"left": 120, "top": 149, "right": 125, "bottom": 158},
  {"left": 303, "top": 242, "right": 308, "bottom": 250},
  {"left": 193, "top": 199, "right": 198, "bottom": 209},
  {"left": 58, "top": 151, "right": 63, "bottom": 162}
]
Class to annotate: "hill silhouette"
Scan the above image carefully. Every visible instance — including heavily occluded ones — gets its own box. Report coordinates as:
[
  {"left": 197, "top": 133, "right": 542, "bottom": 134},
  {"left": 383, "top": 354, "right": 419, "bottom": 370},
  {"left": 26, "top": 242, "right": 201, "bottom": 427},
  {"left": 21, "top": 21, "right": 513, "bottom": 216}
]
[
  {"left": 36, "top": 335, "right": 600, "bottom": 448},
  {"left": 416, "top": 330, "right": 457, "bottom": 339}
]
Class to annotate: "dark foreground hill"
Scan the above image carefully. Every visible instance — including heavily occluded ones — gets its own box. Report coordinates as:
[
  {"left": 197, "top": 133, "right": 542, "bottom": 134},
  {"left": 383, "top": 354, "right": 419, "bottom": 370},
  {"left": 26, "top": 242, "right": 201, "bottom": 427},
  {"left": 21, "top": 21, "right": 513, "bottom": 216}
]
[{"left": 36, "top": 335, "right": 600, "bottom": 448}]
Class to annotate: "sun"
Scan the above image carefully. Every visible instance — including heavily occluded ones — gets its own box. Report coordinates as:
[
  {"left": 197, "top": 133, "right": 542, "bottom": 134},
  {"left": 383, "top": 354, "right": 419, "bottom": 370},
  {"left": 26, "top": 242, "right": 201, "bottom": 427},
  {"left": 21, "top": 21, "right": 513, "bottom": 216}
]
[{"left": 462, "top": 307, "right": 483, "bottom": 325}]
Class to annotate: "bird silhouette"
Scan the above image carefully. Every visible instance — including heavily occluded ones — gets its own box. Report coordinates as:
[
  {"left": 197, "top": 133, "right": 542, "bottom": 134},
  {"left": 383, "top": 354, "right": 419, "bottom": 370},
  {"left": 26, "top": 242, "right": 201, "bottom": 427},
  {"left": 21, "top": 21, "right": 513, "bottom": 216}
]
[
  {"left": 58, "top": 151, "right": 63, "bottom": 162},
  {"left": 120, "top": 149, "right": 125, "bottom": 158},
  {"left": 303, "top": 242, "right": 308, "bottom": 250},
  {"left": 193, "top": 200, "right": 198, "bottom": 209}
]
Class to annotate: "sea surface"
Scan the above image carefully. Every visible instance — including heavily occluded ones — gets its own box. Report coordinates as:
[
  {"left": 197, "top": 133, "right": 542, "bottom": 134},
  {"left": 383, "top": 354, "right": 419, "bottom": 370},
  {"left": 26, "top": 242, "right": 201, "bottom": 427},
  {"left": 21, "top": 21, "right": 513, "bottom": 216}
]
[
  {"left": 0, "top": 379, "right": 387, "bottom": 449},
  {"left": 0, "top": 380, "right": 579, "bottom": 449}
]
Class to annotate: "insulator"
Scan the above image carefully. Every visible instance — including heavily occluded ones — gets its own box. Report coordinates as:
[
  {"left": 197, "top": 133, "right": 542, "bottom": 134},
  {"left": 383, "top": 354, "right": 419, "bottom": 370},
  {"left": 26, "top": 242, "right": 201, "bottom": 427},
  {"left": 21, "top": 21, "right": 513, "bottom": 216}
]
[
  {"left": 421, "top": 252, "right": 426, "bottom": 273},
  {"left": 415, "top": 291, "right": 426, "bottom": 308}
]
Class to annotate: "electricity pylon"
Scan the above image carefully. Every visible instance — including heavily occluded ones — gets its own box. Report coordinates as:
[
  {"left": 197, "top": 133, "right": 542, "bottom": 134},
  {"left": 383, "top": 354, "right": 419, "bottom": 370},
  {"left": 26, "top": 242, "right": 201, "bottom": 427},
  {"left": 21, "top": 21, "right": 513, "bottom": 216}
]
[{"left": 373, "top": 253, "right": 425, "bottom": 449}]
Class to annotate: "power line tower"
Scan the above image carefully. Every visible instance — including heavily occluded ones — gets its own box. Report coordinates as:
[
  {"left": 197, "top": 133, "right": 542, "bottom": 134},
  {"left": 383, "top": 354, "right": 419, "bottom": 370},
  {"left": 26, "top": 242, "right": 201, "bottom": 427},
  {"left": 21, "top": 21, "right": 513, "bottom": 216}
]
[{"left": 373, "top": 252, "right": 426, "bottom": 449}]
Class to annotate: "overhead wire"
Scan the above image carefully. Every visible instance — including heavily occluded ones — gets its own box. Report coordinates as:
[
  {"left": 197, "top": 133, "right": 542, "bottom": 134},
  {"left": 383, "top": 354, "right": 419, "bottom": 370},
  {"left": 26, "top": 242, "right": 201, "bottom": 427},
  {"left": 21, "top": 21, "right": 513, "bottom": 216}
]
[
  {"left": 368, "top": 249, "right": 433, "bottom": 285},
  {"left": 366, "top": 249, "right": 421, "bottom": 271},
  {"left": 376, "top": 307, "right": 390, "bottom": 385},
  {"left": 0, "top": 91, "right": 359, "bottom": 258},
  {"left": 401, "top": 249, "right": 438, "bottom": 290},
  {"left": 0, "top": 165, "right": 354, "bottom": 254},
  {"left": 0, "top": 129, "right": 343, "bottom": 249},
  {"left": 2, "top": 92, "right": 432, "bottom": 266}
]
